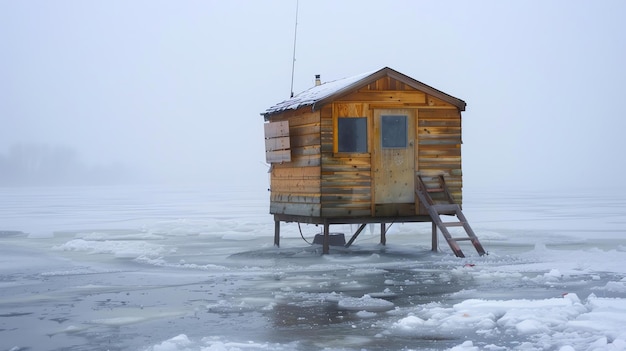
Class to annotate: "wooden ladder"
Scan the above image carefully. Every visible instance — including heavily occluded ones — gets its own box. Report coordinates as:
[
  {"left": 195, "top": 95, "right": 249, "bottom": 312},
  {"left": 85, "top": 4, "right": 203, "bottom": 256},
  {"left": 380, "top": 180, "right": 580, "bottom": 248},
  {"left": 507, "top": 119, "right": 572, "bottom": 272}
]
[{"left": 415, "top": 174, "right": 487, "bottom": 258}]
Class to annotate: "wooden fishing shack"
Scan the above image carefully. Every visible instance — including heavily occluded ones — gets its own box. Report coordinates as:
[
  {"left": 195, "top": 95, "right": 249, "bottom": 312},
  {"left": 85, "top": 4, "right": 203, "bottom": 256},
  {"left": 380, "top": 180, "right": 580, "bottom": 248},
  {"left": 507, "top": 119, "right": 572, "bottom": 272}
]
[{"left": 262, "top": 67, "right": 485, "bottom": 257}]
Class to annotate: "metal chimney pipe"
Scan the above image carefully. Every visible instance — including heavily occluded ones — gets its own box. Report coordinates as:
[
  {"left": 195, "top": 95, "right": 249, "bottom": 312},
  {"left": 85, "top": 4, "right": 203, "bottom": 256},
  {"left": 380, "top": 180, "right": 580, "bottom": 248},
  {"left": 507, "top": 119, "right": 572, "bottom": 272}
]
[{"left": 315, "top": 74, "right": 321, "bottom": 86}]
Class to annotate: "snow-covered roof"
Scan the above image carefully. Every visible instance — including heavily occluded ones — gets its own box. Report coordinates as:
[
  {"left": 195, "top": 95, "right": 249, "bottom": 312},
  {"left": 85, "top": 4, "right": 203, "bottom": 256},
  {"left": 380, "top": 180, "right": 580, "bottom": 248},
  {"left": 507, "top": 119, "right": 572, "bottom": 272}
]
[
  {"left": 262, "top": 70, "right": 377, "bottom": 117},
  {"left": 262, "top": 67, "right": 466, "bottom": 119}
]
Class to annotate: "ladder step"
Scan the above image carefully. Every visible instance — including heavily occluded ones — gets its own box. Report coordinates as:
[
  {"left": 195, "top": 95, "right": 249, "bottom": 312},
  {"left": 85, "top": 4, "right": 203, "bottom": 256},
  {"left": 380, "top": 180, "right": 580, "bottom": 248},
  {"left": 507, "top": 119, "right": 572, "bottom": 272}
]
[
  {"left": 442, "top": 222, "right": 465, "bottom": 227},
  {"left": 450, "top": 237, "right": 473, "bottom": 241},
  {"left": 427, "top": 188, "right": 444, "bottom": 193},
  {"left": 432, "top": 204, "right": 459, "bottom": 214}
]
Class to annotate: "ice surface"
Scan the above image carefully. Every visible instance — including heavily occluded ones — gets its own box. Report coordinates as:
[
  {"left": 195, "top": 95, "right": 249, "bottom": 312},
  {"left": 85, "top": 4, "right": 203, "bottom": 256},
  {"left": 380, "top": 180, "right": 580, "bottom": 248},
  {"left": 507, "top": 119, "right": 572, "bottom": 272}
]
[{"left": 1, "top": 185, "right": 625, "bottom": 350}]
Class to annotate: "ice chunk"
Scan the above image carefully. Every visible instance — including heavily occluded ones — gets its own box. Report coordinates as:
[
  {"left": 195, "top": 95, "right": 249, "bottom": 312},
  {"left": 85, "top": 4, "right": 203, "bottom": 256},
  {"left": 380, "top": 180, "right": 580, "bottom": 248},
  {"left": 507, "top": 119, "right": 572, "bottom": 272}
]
[
  {"left": 150, "top": 334, "right": 191, "bottom": 351},
  {"left": 337, "top": 295, "right": 395, "bottom": 312},
  {"left": 449, "top": 341, "right": 479, "bottom": 351}
]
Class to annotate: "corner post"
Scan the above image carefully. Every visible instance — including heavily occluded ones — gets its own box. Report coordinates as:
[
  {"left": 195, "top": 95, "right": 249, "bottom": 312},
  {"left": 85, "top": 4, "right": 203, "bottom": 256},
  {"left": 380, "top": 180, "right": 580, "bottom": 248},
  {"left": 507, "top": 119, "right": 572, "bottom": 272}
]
[
  {"left": 380, "top": 222, "right": 387, "bottom": 245},
  {"left": 274, "top": 216, "right": 280, "bottom": 247},
  {"left": 431, "top": 221, "right": 438, "bottom": 252},
  {"left": 323, "top": 219, "right": 330, "bottom": 254}
]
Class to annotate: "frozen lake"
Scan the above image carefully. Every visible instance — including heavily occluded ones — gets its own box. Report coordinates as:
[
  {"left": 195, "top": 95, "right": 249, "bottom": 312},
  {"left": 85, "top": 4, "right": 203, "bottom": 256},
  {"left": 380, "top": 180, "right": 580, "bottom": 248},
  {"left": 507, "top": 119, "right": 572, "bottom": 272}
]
[{"left": 1, "top": 184, "right": 625, "bottom": 350}]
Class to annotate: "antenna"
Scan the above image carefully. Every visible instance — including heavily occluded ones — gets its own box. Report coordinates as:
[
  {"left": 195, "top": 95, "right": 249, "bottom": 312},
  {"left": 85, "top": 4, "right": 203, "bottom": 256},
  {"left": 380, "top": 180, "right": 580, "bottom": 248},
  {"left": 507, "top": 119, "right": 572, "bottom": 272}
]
[{"left": 289, "top": 0, "right": 299, "bottom": 98}]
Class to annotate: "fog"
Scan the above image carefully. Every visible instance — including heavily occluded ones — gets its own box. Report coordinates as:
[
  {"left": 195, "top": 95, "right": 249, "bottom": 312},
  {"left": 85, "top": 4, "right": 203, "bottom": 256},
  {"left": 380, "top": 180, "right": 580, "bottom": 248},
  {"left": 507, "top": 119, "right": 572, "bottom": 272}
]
[{"left": 2, "top": 0, "right": 625, "bottom": 189}]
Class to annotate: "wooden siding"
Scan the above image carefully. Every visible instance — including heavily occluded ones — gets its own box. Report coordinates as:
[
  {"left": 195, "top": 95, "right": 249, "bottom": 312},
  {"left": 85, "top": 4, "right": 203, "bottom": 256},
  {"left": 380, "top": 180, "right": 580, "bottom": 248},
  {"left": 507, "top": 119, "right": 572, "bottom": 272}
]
[
  {"left": 336, "top": 79, "right": 427, "bottom": 106},
  {"left": 269, "top": 110, "right": 322, "bottom": 217},
  {"left": 417, "top": 108, "right": 463, "bottom": 206},
  {"left": 321, "top": 104, "right": 372, "bottom": 217},
  {"left": 267, "top": 75, "right": 463, "bottom": 219}
]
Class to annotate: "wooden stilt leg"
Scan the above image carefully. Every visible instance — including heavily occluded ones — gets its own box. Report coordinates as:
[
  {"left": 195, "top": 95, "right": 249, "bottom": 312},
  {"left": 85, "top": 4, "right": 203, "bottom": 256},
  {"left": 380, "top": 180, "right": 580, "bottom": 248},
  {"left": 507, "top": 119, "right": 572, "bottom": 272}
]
[
  {"left": 431, "top": 221, "right": 437, "bottom": 252},
  {"left": 380, "top": 222, "right": 386, "bottom": 245},
  {"left": 323, "top": 220, "right": 330, "bottom": 254},
  {"left": 274, "top": 218, "right": 280, "bottom": 247}
]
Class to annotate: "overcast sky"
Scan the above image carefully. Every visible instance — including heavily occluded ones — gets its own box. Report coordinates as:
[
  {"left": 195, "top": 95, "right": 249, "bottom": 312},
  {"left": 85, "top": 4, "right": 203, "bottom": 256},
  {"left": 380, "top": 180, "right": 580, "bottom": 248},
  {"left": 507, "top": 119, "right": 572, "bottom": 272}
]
[{"left": 2, "top": 0, "right": 625, "bottom": 190}]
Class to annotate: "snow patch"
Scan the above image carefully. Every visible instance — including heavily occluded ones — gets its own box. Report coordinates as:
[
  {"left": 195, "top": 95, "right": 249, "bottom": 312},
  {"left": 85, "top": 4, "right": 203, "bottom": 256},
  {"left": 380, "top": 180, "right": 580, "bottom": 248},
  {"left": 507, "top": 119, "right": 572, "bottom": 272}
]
[
  {"left": 386, "top": 293, "right": 626, "bottom": 350},
  {"left": 53, "top": 239, "right": 165, "bottom": 258},
  {"left": 337, "top": 294, "right": 395, "bottom": 312}
]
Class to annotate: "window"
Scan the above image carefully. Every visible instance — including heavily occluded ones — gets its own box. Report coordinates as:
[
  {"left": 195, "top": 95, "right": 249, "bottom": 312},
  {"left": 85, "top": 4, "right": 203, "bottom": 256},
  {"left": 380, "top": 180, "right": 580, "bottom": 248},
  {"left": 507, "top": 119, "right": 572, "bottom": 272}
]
[
  {"left": 337, "top": 117, "right": 367, "bottom": 153},
  {"left": 381, "top": 115, "right": 407, "bottom": 148}
]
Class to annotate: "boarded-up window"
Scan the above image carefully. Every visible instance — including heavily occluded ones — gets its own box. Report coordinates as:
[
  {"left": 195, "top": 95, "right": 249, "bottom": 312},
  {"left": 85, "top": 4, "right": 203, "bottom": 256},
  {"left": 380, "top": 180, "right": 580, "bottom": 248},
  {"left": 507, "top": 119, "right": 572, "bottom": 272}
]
[
  {"left": 264, "top": 121, "right": 291, "bottom": 163},
  {"left": 381, "top": 115, "right": 407, "bottom": 148},
  {"left": 338, "top": 117, "right": 367, "bottom": 153}
]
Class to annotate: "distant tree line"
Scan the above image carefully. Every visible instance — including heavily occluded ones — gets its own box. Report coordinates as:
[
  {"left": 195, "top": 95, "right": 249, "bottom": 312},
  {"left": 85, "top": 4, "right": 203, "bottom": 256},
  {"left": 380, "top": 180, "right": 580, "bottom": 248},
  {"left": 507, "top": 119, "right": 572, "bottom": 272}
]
[{"left": 0, "top": 143, "right": 133, "bottom": 186}]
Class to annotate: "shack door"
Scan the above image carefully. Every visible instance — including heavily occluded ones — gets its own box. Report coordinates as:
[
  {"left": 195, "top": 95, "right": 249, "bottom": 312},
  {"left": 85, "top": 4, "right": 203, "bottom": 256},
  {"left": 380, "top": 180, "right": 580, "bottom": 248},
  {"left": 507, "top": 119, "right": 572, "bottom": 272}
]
[{"left": 373, "top": 109, "right": 416, "bottom": 214}]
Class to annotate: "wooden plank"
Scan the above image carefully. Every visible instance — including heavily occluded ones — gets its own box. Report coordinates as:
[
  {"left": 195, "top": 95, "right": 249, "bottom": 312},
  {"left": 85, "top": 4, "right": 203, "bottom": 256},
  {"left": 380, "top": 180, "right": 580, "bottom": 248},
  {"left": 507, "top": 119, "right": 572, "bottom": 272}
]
[
  {"left": 359, "top": 78, "right": 419, "bottom": 92},
  {"left": 419, "top": 156, "right": 462, "bottom": 163},
  {"left": 264, "top": 136, "right": 290, "bottom": 152},
  {"left": 272, "top": 166, "right": 320, "bottom": 180},
  {"left": 266, "top": 149, "right": 291, "bottom": 163},
  {"left": 320, "top": 142, "right": 333, "bottom": 153},
  {"left": 322, "top": 155, "right": 371, "bottom": 166},
  {"left": 336, "top": 91, "right": 426, "bottom": 104},
  {"left": 291, "top": 124, "right": 320, "bottom": 137},
  {"left": 419, "top": 145, "right": 460, "bottom": 153},
  {"left": 419, "top": 163, "right": 462, "bottom": 170},
  {"left": 366, "top": 104, "right": 432, "bottom": 109},
  {"left": 265, "top": 121, "right": 291, "bottom": 163},
  {"left": 271, "top": 193, "right": 321, "bottom": 204},
  {"left": 320, "top": 126, "right": 335, "bottom": 137},
  {"left": 425, "top": 95, "right": 457, "bottom": 108},
  {"left": 442, "top": 222, "right": 464, "bottom": 227},
  {"left": 334, "top": 103, "right": 365, "bottom": 117},
  {"left": 321, "top": 207, "right": 371, "bottom": 218},
  {"left": 321, "top": 193, "right": 371, "bottom": 202},
  {"left": 321, "top": 177, "right": 371, "bottom": 185},
  {"left": 419, "top": 161, "right": 461, "bottom": 168},
  {"left": 320, "top": 111, "right": 334, "bottom": 156},
  {"left": 264, "top": 121, "right": 289, "bottom": 138},
  {"left": 321, "top": 186, "right": 371, "bottom": 195},
  {"left": 287, "top": 112, "right": 320, "bottom": 126},
  {"left": 418, "top": 109, "right": 459, "bottom": 119},
  {"left": 415, "top": 171, "right": 462, "bottom": 198},
  {"left": 270, "top": 201, "right": 321, "bottom": 217},
  {"left": 322, "top": 169, "right": 372, "bottom": 176},
  {"left": 290, "top": 133, "right": 320, "bottom": 148},
  {"left": 321, "top": 158, "right": 371, "bottom": 168},
  {"left": 323, "top": 202, "right": 371, "bottom": 209},
  {"left": 418, "top": 119, "right": 461, "bottom": 127},
  {"left": 418, "top": 132, "right": 461, "bottom": 139},
  {"left": 270, "top": 179, "right": 320, "bottom": 193},
  {"left": 320, "top": 105, "right": 332, "bottom": 118},
  {"left": 418, "top": 139, "right": 461, "bottom": 146},
  {"left": 322, "top": 179, "right": 371, "bottom": 188},
  {"left": 291, "top": 145, "right": 321, "bottom": 157},
  {"left": 419, "top": 127, "right": 461, "bottom": 135},
  {"left": 321, "top": 114, "right": 333, "bottom": 124},
  {"left": 285, "top": 155, "right": 321, "bottom": 167},
  {"left": 419, "top": 149, "right": 461, "bottom": 157},
  {"left": 322, "top": 164, "right": 371, "bottom": 172},
  {"left": 320, "top": 137, "right": 333, "bottom": 148},
  {"left": 270, "top": 109, "right": 319, "bottom": 124}
]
